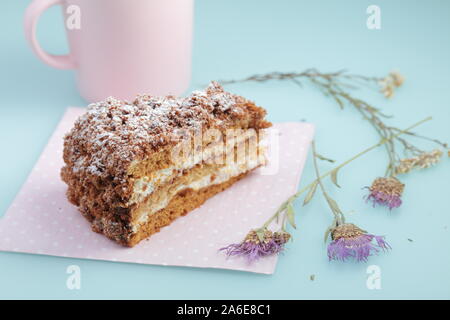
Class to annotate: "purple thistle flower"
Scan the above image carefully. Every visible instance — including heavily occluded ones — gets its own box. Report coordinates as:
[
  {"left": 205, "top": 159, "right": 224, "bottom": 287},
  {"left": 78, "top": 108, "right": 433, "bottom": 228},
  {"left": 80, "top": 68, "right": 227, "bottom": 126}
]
[
  {"left": 327, "top": 223, "right": 391, "bottom": 262},
  {"left": 220, "top": 229, "right": 291, "bottom": 263},
  {"left": 366, "top": 177, "right": 405, "bottom": 209}
]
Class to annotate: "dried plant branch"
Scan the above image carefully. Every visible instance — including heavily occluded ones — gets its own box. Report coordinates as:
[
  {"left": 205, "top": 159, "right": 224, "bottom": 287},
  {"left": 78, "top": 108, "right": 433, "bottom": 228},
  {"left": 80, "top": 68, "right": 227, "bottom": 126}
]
[
  {"left": 220, "top": 118, "right": 431, "bottom": 262},
  {"left": 220, "top": 69, "right": 448, "bottom": 177},
  {"left": 258, "top": 117, "right": 430, "bottom": 236},
  {"left": 219, "top": 69, "right": 448, "bottom": 263}
]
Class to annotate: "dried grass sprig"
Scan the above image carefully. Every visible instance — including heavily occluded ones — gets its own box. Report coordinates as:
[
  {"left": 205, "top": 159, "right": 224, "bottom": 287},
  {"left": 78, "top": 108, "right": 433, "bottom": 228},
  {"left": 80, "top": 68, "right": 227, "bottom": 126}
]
[{"left": 220, "top": 69, "right": 448, "bottom": 177}]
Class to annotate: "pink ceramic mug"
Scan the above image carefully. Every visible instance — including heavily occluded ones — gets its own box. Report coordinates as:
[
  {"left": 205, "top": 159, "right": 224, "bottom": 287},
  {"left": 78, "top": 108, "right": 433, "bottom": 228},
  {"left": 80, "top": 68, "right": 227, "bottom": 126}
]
[{"left": 24, "top": 0, "right": 193, "bottom": 102}]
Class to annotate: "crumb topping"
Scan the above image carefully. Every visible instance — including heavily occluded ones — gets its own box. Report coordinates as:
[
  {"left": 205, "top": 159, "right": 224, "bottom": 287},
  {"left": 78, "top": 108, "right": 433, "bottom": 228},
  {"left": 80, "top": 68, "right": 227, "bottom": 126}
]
[{"left": 62, "top": 81, "right": 269, "bottom": 184}]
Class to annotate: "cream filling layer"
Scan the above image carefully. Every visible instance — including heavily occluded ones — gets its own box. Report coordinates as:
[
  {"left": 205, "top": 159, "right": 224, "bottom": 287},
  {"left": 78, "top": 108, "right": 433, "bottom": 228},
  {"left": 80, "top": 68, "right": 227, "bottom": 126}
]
[
  {"left": 128, "top": 130, "right": 266, "bottom": 205},
  {"left": 130, "top": 158, "right": 262, "bottom": 233}
]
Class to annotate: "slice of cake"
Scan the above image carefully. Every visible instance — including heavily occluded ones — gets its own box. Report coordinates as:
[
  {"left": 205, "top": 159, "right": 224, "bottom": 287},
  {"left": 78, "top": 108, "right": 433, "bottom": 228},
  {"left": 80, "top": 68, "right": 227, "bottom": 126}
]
[{"left": 61, "top": 82, "right": 271, "bottom": 247}]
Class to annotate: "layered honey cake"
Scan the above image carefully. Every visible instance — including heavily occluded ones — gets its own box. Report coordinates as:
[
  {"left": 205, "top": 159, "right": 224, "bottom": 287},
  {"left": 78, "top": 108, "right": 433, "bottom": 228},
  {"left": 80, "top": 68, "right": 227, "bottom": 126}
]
[{"left": 61, "top": 82, "right": 271, "bottom": 247}]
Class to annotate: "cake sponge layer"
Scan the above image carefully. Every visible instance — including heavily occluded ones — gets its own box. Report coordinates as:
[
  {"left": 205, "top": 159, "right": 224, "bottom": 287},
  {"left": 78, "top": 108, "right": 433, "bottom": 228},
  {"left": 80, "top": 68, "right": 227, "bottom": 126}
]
[{"left": 93, "top": 172, "right": 249, "bottom": 247}]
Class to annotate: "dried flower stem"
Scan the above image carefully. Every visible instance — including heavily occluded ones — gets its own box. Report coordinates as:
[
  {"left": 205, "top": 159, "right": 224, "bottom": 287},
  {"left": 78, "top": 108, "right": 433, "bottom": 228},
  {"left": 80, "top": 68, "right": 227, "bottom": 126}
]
[
  {"left": 261, "top": 117, "right": 431, "bottom": 230},
  {"left": 311, "top": 141, "right": 345, "bottom": 227}
]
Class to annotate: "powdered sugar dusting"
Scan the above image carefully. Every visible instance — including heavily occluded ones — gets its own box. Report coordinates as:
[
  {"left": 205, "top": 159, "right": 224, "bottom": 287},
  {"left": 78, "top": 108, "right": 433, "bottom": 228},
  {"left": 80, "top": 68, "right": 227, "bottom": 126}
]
[{"left": 62, "top": 82, "right": 260, "bottom": 182}]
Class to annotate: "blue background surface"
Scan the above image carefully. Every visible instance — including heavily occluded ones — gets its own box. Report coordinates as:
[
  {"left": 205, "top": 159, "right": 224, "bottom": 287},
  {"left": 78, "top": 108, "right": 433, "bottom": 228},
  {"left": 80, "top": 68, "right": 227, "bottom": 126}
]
[{"left": 1, "top": 0, "right": 449, "bottom": 299}]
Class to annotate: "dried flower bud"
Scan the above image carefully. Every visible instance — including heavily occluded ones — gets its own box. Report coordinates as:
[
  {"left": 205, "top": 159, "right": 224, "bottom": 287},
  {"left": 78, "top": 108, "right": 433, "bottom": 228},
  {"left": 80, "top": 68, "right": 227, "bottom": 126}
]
[
  {"left": 379, "top": 79, "right": 394, "bottom": 98},
  {"left": 328, "top": 223, "right": 390, "bottom": 262},
  {"left": 389, "top": 71, "right": 405, "bottom": 87},
  {"left": 395, "top": 149, "right": 443, "bottom": 174},
  {"left": 220, "top": 229, "right": 291, "bottom": 263},
  {"left": 383, "top": 86, "right": 394, "bottom": 98},
  {"left": 331, "top": 223, "right": 366, "bottom": 240},
  {"left": 395, "top": 158, "right": 416, "bottom": 174},
  {"left": 366, "top": 177, "right": 405, "bottom": 209},
  {"left": 379, "top": 71, "right": 405, "bottom": 98},
  {"left": 273, "top": 230, "right": 291, "bottom": 246},
  {"left": 416, "top": 149, "right": 443, "bottom": 168}
]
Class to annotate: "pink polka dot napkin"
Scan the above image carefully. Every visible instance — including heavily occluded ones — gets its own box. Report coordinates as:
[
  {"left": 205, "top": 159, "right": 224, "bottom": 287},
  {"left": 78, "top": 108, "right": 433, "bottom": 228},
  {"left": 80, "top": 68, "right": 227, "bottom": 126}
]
[{"left": 0, "top": 108, "right": 314, "bottom": 274}]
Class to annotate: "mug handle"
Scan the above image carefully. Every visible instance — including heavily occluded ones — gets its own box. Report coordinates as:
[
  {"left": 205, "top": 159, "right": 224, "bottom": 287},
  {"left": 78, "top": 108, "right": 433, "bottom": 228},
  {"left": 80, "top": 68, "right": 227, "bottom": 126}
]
[{"left": 24, "top": 0, "right": 75, "bottom": 69}]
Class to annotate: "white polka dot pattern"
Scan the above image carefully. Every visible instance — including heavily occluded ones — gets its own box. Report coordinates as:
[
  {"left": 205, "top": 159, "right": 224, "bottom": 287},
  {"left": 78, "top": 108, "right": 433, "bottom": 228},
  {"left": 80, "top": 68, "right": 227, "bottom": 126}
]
[{"left": 0, "top": 108, "right": 314, "bottom": 274}]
